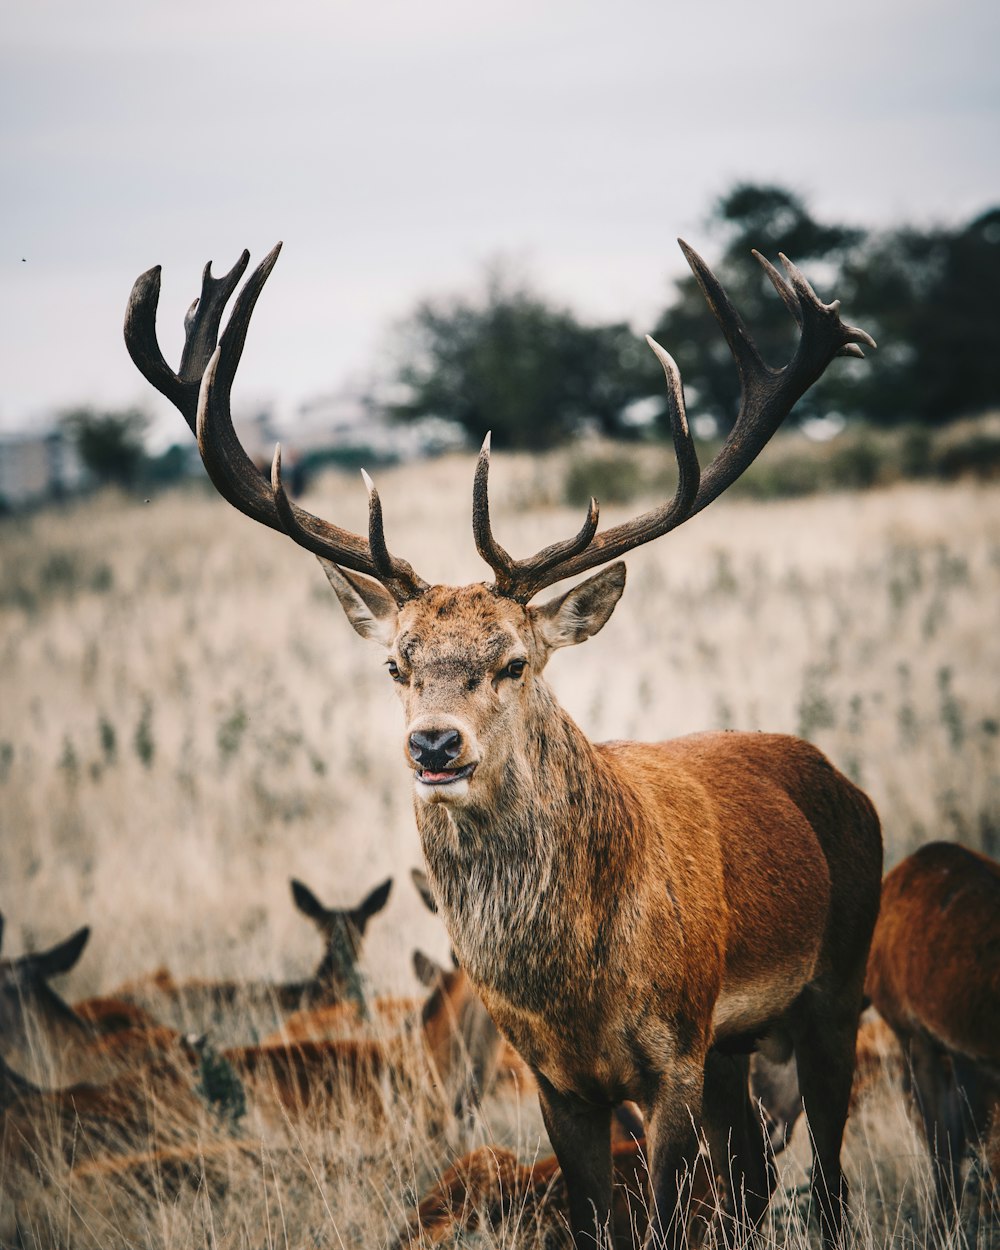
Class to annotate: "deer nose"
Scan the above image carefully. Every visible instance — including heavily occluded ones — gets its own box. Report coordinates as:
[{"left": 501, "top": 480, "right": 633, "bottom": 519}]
[{"left": 408, "top": 728, "right": 463, "bottom": 771}]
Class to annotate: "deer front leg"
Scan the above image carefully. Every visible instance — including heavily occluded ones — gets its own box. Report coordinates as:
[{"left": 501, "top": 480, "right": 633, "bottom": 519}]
[
  {"left": 644, "top": 1060, "right": 706, "bottom": 1250},
  {"left": 535, "top": 1072, "right": 614, "bottom": 1249}
]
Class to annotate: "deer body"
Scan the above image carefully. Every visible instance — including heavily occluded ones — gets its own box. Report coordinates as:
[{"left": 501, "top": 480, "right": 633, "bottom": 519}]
[
  {"left": 420, "top": 727, "right": 875, "bottom": 1103},
  {"left": 125, "top": 236, "right": 881, "bottom": 1247},
  {"left": 865, "top": 842, "right": 1000, "bottom": 1227}
]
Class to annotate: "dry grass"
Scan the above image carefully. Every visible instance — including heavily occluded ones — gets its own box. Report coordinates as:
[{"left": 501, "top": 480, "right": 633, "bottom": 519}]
[{"left": 1, "top": 450, "right": 999, "bottom": 1247}]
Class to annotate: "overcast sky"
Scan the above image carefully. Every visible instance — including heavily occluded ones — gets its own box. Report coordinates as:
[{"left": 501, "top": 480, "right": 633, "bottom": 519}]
[{"left": 3, "top": 0, "right": 998, "bottom": 440}]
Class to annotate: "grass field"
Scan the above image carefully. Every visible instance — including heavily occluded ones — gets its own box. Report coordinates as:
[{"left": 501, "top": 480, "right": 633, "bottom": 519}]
[{"left": 1, "top": 448, "right": 998, "bottom": 1247}]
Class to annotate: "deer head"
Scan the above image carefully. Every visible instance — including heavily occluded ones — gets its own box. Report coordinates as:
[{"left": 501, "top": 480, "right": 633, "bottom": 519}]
[{"left": 125, "top": 241, "right": 873, "bottom": 812}]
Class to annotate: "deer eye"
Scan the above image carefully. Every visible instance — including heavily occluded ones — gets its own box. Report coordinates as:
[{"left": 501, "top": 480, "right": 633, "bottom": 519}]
[
  {"left": 500, "top": 658, "right": 527, "bottom": 681},
  {"left": 387, "top": 660, "right": 406, "bottom": 684}
]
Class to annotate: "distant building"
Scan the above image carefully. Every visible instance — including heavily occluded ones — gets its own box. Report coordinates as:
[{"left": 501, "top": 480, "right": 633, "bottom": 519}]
[
  {"left": 0, "top": 428, "right": 86, "bottom": 510},
  {"left": 294, "top": 387, "right": 466, "bottom": 462}
]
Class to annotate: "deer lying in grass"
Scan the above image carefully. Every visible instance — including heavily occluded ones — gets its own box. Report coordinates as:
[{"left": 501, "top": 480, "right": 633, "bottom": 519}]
[
  {"left": 115, "top": 876, "right": 392, "bottom": 1028},
  {"left": 0, "top": 1038, "right": 206, "bottom": 1171},
  {"left": 0, "top": 917, "right": 169, "bottom": 1086},
  {"left": 865, "top": 841, "right": 1000, "bottom": 1229},
  {"left": 215, "top": 951, "right": 491, "bottom": 1119},
  {"left": 126, "top": 238, "right": 882, "bottom": 1248},
  {"left": 397, "top": 1010, "right": 905, "bottom": 1248},
  {"left": 390, "top": 1137, "right": 717, "bottom": 1250}
]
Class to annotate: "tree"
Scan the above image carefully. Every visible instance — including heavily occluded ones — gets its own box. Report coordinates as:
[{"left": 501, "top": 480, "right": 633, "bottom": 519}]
[
  {"left": 60, "top": 407, "right": 149, "bottom": 487},
  {"left": 380, "top": 269, "right": 651, "bottom": 450},
  {"left": 652, "top": 185, "right": 866, "bottom": 433}
]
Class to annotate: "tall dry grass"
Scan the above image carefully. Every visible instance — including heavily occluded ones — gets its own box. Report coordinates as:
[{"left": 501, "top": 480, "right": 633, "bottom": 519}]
[{"left": 1, "top": 449, "right": 998, "bottom": 1246}]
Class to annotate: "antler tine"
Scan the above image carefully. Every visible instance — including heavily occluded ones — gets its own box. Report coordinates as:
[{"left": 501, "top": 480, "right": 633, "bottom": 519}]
[
  {"left": 752, "top": 249, "right": 801, "bottom": 326},
  {"left": 481, "top": 339, "right": 700, "bottom": 602},
  {"left": 473, "top": 433, "right": 601, "bottom": 600},
  {"left": 688, "top": 243, "right": 876, "bottom": 518},
  {"left": 472, "top": 433, "right": 516, "bottom": 586},
  {"left": 361, "top": 468, "right": 413, "bottom": 588},
  {"left": 483, "top": 238, "right": 873, "bottom": 602},
  {"left": 129, "top": 246, "right": 427, "bottom": 603},
  {"left": 124, "top": 251, "right": 251, "bottom": 433},
  {"left": 198, "top": 346, "right": 427, "bottom": 603}
]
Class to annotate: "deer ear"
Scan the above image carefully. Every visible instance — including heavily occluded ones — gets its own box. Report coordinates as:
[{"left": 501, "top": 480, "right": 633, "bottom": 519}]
[
  {"left": 318, "top": 559, "right": 398, "bottom": 646},
  {"left": 412, "top": 949, "right": 446, "bottom": 988},
  {"left": 28, "top": 926, "right": 91, "bottom": 979},
  {"left": 357, "top": 878, "right": 392, "bottom": 921},
  {"left": 411, "top": 868, "right": 438, "bottom": 914},
  {"left": 531, "top": 563, "right": 626, "bottom": 651},
  {"left": 290, "top": 878, "right": 327, "bottom": 924}
]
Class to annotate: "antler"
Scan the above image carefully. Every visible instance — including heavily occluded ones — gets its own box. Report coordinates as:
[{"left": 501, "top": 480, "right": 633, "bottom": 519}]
[
  {"left": 124, "top": 247, "right": 428, "bottom": 604},
  {"left": 475, "top": 240, "right": 875, "bottom": 603}
]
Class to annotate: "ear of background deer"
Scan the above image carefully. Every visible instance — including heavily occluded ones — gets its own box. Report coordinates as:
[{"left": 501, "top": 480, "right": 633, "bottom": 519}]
[
  {"left": 412, "top": 950, "right": 445, "bottom": 989},
  {"left": 411, "top": 868, "right": 438, "bottom": 914},
  {"left": 289, "top": 878, "right": 326, "bottom": 923},
  {"left": 28, "top": 926, "right": 91, "bottom": 979},
  {"left": 356, "top": 877, "right": 393, "bottom": 922},
  {"left": 124, "top": 246, "right": 428, "bottom": 603},
  {"left": 471, "top": 239, "right": 876, "bottom": 602}
]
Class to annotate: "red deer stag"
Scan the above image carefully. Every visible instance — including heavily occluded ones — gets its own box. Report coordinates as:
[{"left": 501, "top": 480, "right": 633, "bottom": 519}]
[
  {"left": 865, "top": 841, "right": 1000, "bottom": 1229},
  {"left": 125, "top": 240, "right": 882, "bottom": 1248}
]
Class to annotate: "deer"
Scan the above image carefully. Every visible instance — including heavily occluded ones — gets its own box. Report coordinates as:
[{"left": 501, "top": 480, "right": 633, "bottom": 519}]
[
  {"left": 114, "top": 875, "right": 392, "bottom": 1029},
  {"left": 864, "top": 841, "right": 1000, "bottom": 1231},
  {"left": 214, "top": 950, "right": 496, "bottom": 1119},
  {"left": 0, "top": 917, "right": 164, "bottom": 1087},
  {"left": 125, "top": 237, "right": 883, "bottom": 1248},
  {"left": 390, "top": 1137, "right": 665, "bottom": 1250}
]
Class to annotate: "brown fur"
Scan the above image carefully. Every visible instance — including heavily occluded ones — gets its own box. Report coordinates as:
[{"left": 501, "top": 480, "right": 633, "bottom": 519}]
[
  {"left": 0, "top": 1041, "right": 204, "bottom": 1172},
  {"left": 865, "top": 841, "right": 1000, "bottom": 1225},
  {"left": 391, "top": 1136, "right": 717, "bottom": 1249},
  {"left": 263, "top": 994, "right": 422, "bottom": 1044},
  {"left": 324, "top": 575, "right": 883, "bottom": 1248},
  {"left": 73, "top": 996, "right": 161, "bottom": 1035},
  {"left": 126, "top": 238, "right": 881, "bottom": 1250},
  {"left": 0, "top": 924, "right": 181, "bottom": 1088},
  {"left": 69, "top": 1139, "right": 265, "bottom": 1199},
  {"left": 220, "top": 962, "right": 494, "bottom": 1118}
]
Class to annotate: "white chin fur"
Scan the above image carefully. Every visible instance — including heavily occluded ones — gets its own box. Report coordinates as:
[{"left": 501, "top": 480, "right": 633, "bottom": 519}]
[{"left": 414, "top": 776, "right": 471, "bottom": 804}]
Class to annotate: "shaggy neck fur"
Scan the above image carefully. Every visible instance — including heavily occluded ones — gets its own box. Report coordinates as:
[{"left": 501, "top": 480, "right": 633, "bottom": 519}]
[{"left": 416, "top": 677, "right": 645, "bottom": 1015}]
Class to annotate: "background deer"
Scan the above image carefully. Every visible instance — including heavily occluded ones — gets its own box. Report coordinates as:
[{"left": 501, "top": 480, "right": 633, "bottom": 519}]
[
  {"left": 115, "top": 875, "right": 392, "bottom": 1031},
  {"left": 125, "top": 238, "right": 882, "bottom": 1248},
  {"left": 865, "top": 841, "right": 1000, "bottom": 1228}
]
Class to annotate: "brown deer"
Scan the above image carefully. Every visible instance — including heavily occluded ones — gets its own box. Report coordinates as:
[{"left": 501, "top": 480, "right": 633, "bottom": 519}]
[
  {"left": 125, "top": 239, "right": 882, "bottom": 1248},
  {"left": 865, "top": 841, "right": 1000, "bottom": 1229},
  {"left": 215, "top": 951, "right": 494, "bottom": 1119},
  {"left": 0, "top": 917, "right": 135, "bottom": 1085},
  {"left": 114, "top": 875, "right": 392, "bottom": 1029},
  {"left": 390, "top": 1134, "right": 723, "bottom": 1250}
]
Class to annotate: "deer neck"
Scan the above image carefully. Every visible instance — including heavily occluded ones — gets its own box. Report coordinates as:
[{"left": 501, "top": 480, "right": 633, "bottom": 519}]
[{"left": 415, "top": 680, "right": 642, "bottom": 1009}]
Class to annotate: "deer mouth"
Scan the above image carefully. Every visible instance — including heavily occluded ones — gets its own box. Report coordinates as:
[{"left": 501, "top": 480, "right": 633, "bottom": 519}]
[{"left": 415, "top": 763, "right": 477, "bottom": 787}]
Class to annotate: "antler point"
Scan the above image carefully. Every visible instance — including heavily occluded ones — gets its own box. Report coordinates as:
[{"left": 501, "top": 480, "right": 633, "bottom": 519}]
[{"left": 360, "top": 467, "right": 375, "bottom": 494}]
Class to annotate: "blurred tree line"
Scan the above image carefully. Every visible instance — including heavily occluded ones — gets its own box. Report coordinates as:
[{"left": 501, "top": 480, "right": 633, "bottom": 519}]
[
  {"left": 59, "top": 184, "right": 1000, "bottom": 488},
  {"left": 380, "top": 184, "right": 1000, "bottom": 448}
]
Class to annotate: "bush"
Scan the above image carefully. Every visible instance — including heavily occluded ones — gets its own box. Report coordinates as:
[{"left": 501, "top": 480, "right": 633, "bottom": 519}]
[{"left": 564, "top": 453, "right": 644, "bottom": 507}]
